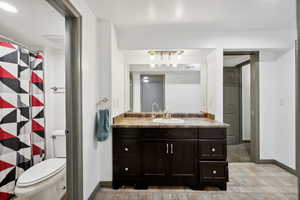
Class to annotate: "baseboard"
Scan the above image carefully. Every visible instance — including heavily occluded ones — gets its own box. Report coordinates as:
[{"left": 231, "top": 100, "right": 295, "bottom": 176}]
[
  {"left": 88, "top": 182, "right": 101, "bottom": 200},
  {"left": 256, "top": 159, "right": 275, "bottom": 164},
  {"left": 273, "top": 160, "right": 296, "bottom": 175},
  {"left": 100, "top": 181, "right": 113, "bottom": 188},
  {"left": 257, "top": 159, "right": 296, "bottom": 175},
  {"left": 241, "top": 140, "right": 251, "bottom": 143}
]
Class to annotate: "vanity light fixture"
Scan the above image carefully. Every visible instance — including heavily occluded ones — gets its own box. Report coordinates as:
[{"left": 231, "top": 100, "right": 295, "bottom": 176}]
[
  {"left": 148, "top": 50, "right": 184, "bottom": 67},
  {"left": 0, "top": 1, "right": 18, "bottom": 13}
]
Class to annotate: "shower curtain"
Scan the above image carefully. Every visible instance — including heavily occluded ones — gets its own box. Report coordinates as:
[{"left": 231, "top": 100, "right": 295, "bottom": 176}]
[{"left": 0, "top": 41, "right": 46, "bottom": 200}]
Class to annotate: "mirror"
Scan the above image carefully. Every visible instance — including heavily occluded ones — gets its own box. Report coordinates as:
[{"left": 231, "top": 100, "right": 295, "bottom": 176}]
[{"left": 127, "top": 63, "right": 207, "bottom": 113}]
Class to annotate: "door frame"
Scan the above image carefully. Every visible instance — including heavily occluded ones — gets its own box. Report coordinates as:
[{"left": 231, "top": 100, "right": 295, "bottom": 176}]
[
  {"left": 236, "top": 61, "right": 251, "bottom": 143},
  {"left": 140, "top": 74, "right": 165, "bottom": 112},
  {"left": 296, "top": 0, "right": 300, "bottom": 198},
  {"left": 46, "top": 1, "right": 83, "bottom": 199},
  {"left": 223, "top": 66, "right": 242, "bottom": 145},
  {"left": 223, "top": 51, "right": 260, "bottom": 163}
]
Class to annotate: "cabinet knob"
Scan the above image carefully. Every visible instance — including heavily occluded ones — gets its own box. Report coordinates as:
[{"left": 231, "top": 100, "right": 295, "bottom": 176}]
[
  {"left": 211, "top": 148, "right": 216, "bottom": 152},
  {"left": 212, "top": 170, "right": 217, "bottom": 175},
  {"left": 124, "top": 147, "right": 129, "bottom": 152},
  {"left": 124, "top": 168, "right": 129, "bottom": 171}
]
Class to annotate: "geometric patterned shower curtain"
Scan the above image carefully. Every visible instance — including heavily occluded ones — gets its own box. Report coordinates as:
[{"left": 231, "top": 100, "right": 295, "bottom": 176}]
[{"left": 0, "top": 41, "right": 45, "bottom": 200}]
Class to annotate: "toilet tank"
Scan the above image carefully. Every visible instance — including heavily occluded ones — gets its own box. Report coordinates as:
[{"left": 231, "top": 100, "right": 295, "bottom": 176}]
[{"left": 52, "top": 130, "right": 66, "bottom": 158}]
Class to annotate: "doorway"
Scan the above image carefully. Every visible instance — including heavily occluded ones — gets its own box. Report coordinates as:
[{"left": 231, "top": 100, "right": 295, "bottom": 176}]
[
  {"left": 223, "top": 52, "right": 260, "bottom": 163},
  {"left": 141, "top": 75, "right": 165, "bottom": 112},
  {"left": 46, "top": 1, "right": 83, "bottom": 199}
]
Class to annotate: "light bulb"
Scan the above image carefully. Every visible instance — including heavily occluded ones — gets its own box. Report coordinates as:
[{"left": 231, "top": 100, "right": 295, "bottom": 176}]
[
  {"left": 0, "top": 2, "right": 18, "bottom": 13},
  {"left": 150, "top": 54, "right": 155, "bottom": 60},
  {"left": 177, "top": 54, "right": 182, "bottom": 60}
]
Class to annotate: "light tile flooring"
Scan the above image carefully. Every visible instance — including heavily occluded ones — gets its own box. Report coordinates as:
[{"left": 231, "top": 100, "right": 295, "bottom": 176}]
[
  {"left": 228, "top": 143, "right": 251, "bottom": 162},
  {"left": 94, "top": 163, "right": 298, "bottom": 200}
]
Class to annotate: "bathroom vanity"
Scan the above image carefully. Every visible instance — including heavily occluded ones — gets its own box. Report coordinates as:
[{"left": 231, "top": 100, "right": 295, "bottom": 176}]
[{"left": 112, "top": 113, "right": 229, "bottom": 190}]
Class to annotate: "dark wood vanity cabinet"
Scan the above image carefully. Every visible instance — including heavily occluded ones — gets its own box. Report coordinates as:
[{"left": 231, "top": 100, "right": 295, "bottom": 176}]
[{"left": 113, "top": 128, "right": 228, "bottom": 190}]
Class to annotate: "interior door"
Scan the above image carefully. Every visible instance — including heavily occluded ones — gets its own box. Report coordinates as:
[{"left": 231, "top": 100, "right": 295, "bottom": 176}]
[
  {"left": 223, "top": 67, "right": 241, "bottom": 144},
  {"left": 168, "top": 140, "right": 197, "bottom": 185},
  {"left": 140, "top": 140, "right": 168, "bottom": 185},
  {"left": 141, "top": 75, "right": 164, "bottom": 112}
]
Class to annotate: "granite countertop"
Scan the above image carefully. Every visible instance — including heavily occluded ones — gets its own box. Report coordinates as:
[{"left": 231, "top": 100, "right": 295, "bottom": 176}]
[{"left": 112, "top": 117, "right": 229, "bottom": 128}]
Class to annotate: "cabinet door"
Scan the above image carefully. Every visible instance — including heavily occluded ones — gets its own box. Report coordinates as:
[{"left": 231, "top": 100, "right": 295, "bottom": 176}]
[
  {"left": 141, "top": 140, "right": 168, "bottom": 185},
  {"left": 168, "top": 140, "right": 198, "bottom": 185}
]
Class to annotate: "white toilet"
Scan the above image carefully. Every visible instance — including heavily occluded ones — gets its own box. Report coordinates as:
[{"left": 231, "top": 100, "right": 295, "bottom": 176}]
[{"left": 15, "top": 130, "right": 66, "bottom": 200}]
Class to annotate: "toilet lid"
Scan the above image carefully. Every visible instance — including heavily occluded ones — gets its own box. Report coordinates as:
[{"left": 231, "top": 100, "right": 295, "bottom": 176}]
[{"left": 17, "top": 158, "right": 66, "bottom": 187}]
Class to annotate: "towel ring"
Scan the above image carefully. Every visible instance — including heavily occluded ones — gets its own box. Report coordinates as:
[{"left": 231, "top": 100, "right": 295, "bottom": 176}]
[{"left": 97, "top": 97, "right": 110, "bottom": 110}]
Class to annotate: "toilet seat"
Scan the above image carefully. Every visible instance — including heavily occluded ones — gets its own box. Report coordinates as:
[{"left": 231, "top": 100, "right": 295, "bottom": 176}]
[{"left": 17, "top": 158, "right": 66, "bottom": 187}]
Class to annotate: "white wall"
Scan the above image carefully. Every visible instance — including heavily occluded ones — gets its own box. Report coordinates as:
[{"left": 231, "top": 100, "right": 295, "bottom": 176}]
[
  {"left": 241, "top": 64, "right": 251, "bottom": 141},
  {"left": 165, "top": 72, "right": 201, "bottom": 113},
  {"left": 69, "top": 0, "right": 102, "bottom": 199},
  {"left": 97, "top": 20, "right": 126, "bottom": 182},
  {"left": 97, "top": 19, "right": 113, "bottom": 184},
  {"left": 131, "top": 71, "right": 201, "bottom": 113},
  {"left": 259, "top": 48, "right": 296, "bottom": 169},
  {"left": 199, "top": 64, "right": 208, "bottom": 112},
  {"left": 206, "top": 49, "right": 223, "bottom": 122},
  {"left": 118, "top": 29, "right": 296, "bottom": 50},
  {"left": 111, "top": 25, "right": 126, "bottom": 117},
  {"left": 274, "top": 48, "right": 296, "bottom": 169},
  {"left": 259, "top": 51, "right": 280, "bottom": 160},
  {"left": 132, "top": 72, "right": 141, "bottom": 112},
  {"left": 124, "top": 64, "right": 130, "bottom": 111},
  {"left": 44, "top": 48, "right": 66, "bottom": 159}
]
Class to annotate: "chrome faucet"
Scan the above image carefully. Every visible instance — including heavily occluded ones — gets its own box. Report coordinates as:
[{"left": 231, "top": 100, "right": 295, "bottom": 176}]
[{"left": 162, "top": 109, "right": 172, "bottom": 119}]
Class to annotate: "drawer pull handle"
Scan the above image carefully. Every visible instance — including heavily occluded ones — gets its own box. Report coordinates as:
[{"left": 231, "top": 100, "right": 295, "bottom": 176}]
[
  {"left": 212, "top": 170, "right": 217, "bottom": 175},
  {"left": 211, "top": 148, "right": 216, "bottom": 152},
  {"left": 171, "top": 144, "right": 174, "bottom": 154},
  {"left": 166, "top": 144, "right": 169, "bottom": 154},
  {"left": 124, "top": 168, "right": 129, "bottom": 171},
  {"left": 124, "top": 147, "right": 129, "bottom": 152}
]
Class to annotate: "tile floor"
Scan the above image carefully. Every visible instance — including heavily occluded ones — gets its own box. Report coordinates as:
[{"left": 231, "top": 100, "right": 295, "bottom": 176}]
[
  {"left": 228, "top": 143, "right": 251, "bottom": 162},
  {"left": 94, "top": 163, "right": 298, "bottom": 200}
]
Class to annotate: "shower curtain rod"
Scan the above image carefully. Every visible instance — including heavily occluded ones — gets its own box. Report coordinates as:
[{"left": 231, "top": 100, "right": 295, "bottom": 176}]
[{"left": 0, "top": 34, "right": 42, "bottom": 54}]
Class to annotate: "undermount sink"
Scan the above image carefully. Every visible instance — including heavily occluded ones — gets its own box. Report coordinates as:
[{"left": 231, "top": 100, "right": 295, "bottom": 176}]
[{"left": 152, "top": 118, "right": 185, "bottom": 124}]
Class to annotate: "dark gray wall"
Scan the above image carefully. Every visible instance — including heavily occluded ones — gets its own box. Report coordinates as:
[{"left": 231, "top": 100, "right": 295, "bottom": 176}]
[
  {"left": 296, "top": 0, "right": 300, "bottom": 198},
  {"left": 141, "top": 75, "right": 164, "bottom": 112}
]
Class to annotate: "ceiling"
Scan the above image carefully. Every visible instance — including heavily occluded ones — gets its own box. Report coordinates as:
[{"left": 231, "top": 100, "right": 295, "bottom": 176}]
[
  {"left": 87, "top": 0, "right": 296, "bottom": 32},
  {"left": 0, "top": 0, "right": 64, "bottom": 51}
]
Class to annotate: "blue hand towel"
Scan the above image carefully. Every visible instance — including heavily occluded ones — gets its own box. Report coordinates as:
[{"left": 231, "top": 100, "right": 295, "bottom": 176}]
[{"left": 96, "top": 109, "right": 110, "bottom": 141}]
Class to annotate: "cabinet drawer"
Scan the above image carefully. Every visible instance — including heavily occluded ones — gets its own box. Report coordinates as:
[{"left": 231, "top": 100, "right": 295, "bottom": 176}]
[
  {"left": 143, "top": 128, "right": 197, "bottom": 139},
  {"left": 118, "top": 139, "right": 138, "bottom": 156},
  {"left": 115, "top": 128, "right": 140, "bottom": 138},
  {"left": 118, "top": 157, "right": 139, "bottom": 177},
  {"left": 199, "top": 140, "right": 226, "bottom": 160},
  {"left": 199, "top": 161, "right": 228, "bottom": 182},
  {"left": 199, "top": 128, "right": 226, "bottom": 139}
]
